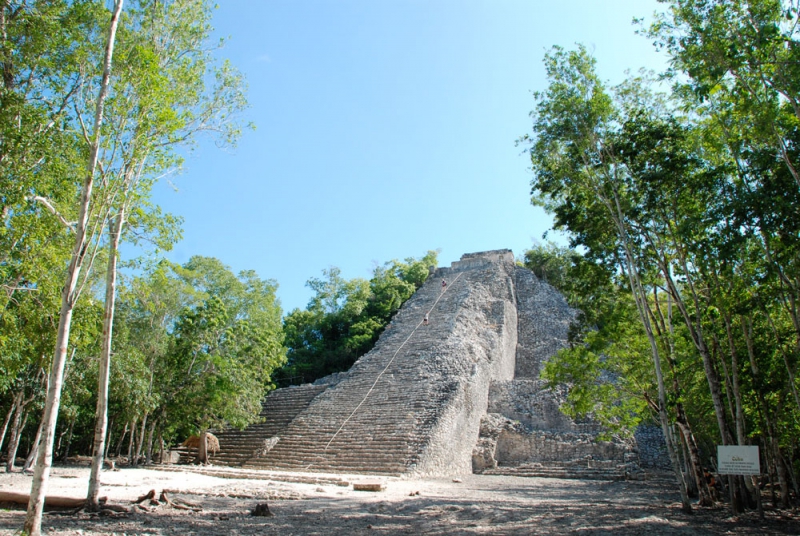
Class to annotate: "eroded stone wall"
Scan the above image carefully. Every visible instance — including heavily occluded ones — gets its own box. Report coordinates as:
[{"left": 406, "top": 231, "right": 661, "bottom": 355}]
[
  {"left": 487, "top": 380, "right": 599, "bottom": 433},
  {"left": 514, "top": 267, "right": 577, "bottom": 378},
  {"left": 495, "top": 427, "right": 631, "bottom": 464},
  {"left": 473, "top": 263, "right": 644, "bottom": 476}
]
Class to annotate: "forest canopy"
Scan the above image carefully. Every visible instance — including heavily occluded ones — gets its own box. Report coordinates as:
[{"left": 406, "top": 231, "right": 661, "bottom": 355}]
[{"left": 520, "top": 0, "right": 800, "bottom": 511}]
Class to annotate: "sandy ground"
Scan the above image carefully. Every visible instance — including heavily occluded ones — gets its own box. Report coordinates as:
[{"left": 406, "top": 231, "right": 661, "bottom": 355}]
[{"left": 1, "top": 465, "right": 798, "bottom": 535}]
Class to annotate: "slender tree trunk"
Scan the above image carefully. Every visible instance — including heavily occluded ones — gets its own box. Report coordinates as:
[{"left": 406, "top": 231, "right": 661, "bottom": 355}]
[
  {"left": 0, "top": 391, "right": 21, "bottom": 454},
  {"left": 766, "top": 447, "right": 778, "bottom": 508},
  {"left": 714, "top": 333, "right": 738, "bottom": 436},
  {"left": 722, "top": 315, "right": 747, "bottom": 446},
  {"left": 720, "top": 315, "right": 757, "bottom": 506},
  {"left": 87, "top": 209, "right": 125, "bottom": 509},
  {"left": 786, "top": 452, "right": 800, "bottom": 504},
  {"left": 676, "top": 408, "right": 713, "bottom": 505},
  {"left": 145, "top": 420, "right": 156, "bottom": 465},
  {"left": 60, "top": 419, "right": 75, "bottom": 462},
  {"left": 743, "top": 316, "right": 790, "bottom": 508},
  {"left": 127, "top": 418, "right": 136, "bottom": 463},
  {"left": 625, "top": 259, "right": 691, "bottom": 512},
  {"left": 24, "top": 3, "right": 124, "bottom": 533},
  {"left": 23, "top": 418, "right": 44, "bottom": 473},
  {"left": 643, "top": 227, "right": 736, "bottom": 450},
  {"left": 134, "top": 413, "right": 148, "bottom": 465},
  {"left": 662, "top": 261, "right": 734, "bottom": 446},
  {"left": 5, "top": 409, "right": 28, "bottom": 472},
  {"left": 115, "top": 422, "right": 128, "bottom": 458},
  {"left": 774, "top": 441, "right": 791, "bottom": 508},
  {"left": 676, "top": 424, "right": 695, "bottom": 497},
  {"left": 104, "top": 418, "right": 114, "bottom": 460},
  {"left": 652, "top": 285, "right": 713, "bottom": 506},
  {"left": 601, "top": 187, "right": 692, "bottom": 512},
  {"left": 763, "top": 311, "right": 800, "bottom": 412}
]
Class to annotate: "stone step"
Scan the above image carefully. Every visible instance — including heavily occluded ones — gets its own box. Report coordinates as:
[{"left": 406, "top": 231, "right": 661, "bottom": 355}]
[
  {"left": 484, "top": 466, "right": 627, "bottom": 481},
  {"left": 209, "top": 384, "right": 329, "bottom": 467},
  {"left": 482, "top": 459, "right": 632, "bottom": 481}
]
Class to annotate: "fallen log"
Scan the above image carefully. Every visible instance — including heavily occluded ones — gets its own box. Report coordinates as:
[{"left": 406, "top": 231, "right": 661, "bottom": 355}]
[
  {"left": 353, "top": 481, "right": 385, "bottom": 492},
  {"left": 159, "top": 491, "right": 202, "bottom": 512},
  {"left": 0, "top": 491, "right": 85, "bottom": 508}
]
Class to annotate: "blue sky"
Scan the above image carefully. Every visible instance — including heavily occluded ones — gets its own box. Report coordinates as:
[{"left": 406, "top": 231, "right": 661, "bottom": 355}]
[{"left": 150, "top": 0, "right": 669, "bottom": 313}]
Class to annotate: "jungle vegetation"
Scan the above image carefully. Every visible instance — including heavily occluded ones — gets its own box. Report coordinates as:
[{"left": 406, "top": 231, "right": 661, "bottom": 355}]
[
  {"left": 2, "top": 0, "right": 799, "bottom": 531},
  {"left": 521, "top": 0, "right": 800, "bottom": 512}
]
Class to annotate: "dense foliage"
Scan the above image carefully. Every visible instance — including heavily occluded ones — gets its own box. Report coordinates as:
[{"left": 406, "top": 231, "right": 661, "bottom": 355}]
[
  {"left": 0, "top": 6, "right": 260, "bottom": 523},
  {"left": 522, "top": 0, "right": 800, "bottom": 511},
  {"left": 278, "top": 251, "right": 438, "bottom": 383}
]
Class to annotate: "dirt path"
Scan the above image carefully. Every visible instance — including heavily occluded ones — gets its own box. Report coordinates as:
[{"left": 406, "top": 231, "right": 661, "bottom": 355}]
[{"left": 1, "top": 466, "right": 797, "bottom": 535}]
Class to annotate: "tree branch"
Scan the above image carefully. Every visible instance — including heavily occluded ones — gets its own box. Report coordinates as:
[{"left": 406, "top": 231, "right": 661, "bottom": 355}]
[{"left": 26, "top": 196, "right": 75, "bottom": 230}]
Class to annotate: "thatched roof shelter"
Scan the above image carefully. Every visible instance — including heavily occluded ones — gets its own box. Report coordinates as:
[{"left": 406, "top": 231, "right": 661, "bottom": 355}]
[{"left": 181, "top": 433, "right": 220, "bottom": 453}]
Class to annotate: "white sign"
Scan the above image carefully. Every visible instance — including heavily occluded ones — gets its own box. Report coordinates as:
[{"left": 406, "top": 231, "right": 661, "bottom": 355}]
[{"left": 717, "top": 445, "right": 760, "bottom": 475}]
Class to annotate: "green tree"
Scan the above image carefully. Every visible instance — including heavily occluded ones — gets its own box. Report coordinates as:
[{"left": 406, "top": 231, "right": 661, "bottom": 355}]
[
  {"left": 520, "top": 45, "right": 715, "bottom": 510},
  {"left": 24, "top": 3, "right": 124, "bottom": 531},
  {"left": 135, "top": 257, "right": 285, "bottom": 464},
  {"left": 522, "top": 242, "right": 582, "bottom": 292},
  {"left": 86, "top": 0, "right": 249, "bottom": 506},
  {"left": 280, "top": 251, "right": 437, "bottom": 383}
]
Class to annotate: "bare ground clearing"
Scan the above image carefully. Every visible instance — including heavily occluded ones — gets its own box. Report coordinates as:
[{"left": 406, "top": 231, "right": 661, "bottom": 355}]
[{"left": 1, "top": 465, "right": 798, "bottom": 535}]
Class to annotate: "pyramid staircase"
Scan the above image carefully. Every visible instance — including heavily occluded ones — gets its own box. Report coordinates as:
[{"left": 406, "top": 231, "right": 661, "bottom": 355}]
[
  {"left": 209, "top": 384, "right": 329, "bottom": 467},
  {"left": 241, "top": 272, "right": 480, "bottom": 475}
]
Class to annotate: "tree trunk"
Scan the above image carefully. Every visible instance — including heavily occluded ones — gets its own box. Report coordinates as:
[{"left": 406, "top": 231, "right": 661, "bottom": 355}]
[
  {"left": 87, "top": 209, "right": 125, "bottom": 509},
  {"left": 721, "top": 316, "right": 757, "bottom": 506},
  {"left": 626, "top": 263, "right": 691, "bottom": 512},
  {"left": 5, "top": 409, "right": 28, "bottom": 472},
  {"left": 722, "top": 314, "right": 747, "bottom": 446},
  {"left": 743, "top": 315, "right": 791, "bottom": 508},
  {"left": 145, "top": 420, "right": 156, "bottom": 465},
  {"left": 196, "top": 429, "right": 209, "bottom": 465},
  {"left": 134, "top": 413, "right": 148, "bottom": 465},
  {"left": 786, "top": 451, "right": 800, "bottom": 505},
  {"left": 652, "top": 285, "right": 713, "bottom": 506},
  {"left": 24, "top": 2, "right": 124, "bottom": 533},
  {"left": 662, "top": 262, "right": 735, "bottom": 447},
  {"left": 0, "top": 392, "right": 20, "bottom": 453},
  {"left": 115, "top": 422, "right": 128, "bottom": 458},
  {"left": 766, "top": 449, "right": 778, "bottom": 508},
  {"left": 23, "top": 418, "right": 44, "bottom": 473},
  {"left": 603, "top": 189, "right": 692, "bottom": 512},
  {"left": 676, "top": 424, "right": 695, "bottom": 496},
  {"left": 774, "top": 443, "right": 791, "bottom": 509},
  {"left": 127, "top": 418, "right": 137, "bottom": 463},
  {"left": 104, "top": 418, "right": 114, "bottom": 460},
  {"left": 60, "top": 418, "right": 75, "bottom": 462},
  {"left": 676, "top": 408, "right": 713, "bottom": 506}
]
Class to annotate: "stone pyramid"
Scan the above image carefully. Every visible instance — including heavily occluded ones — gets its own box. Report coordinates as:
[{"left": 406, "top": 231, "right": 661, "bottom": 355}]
[{"left": 210, "top": 250, "right": 664, "bottom": 478}]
